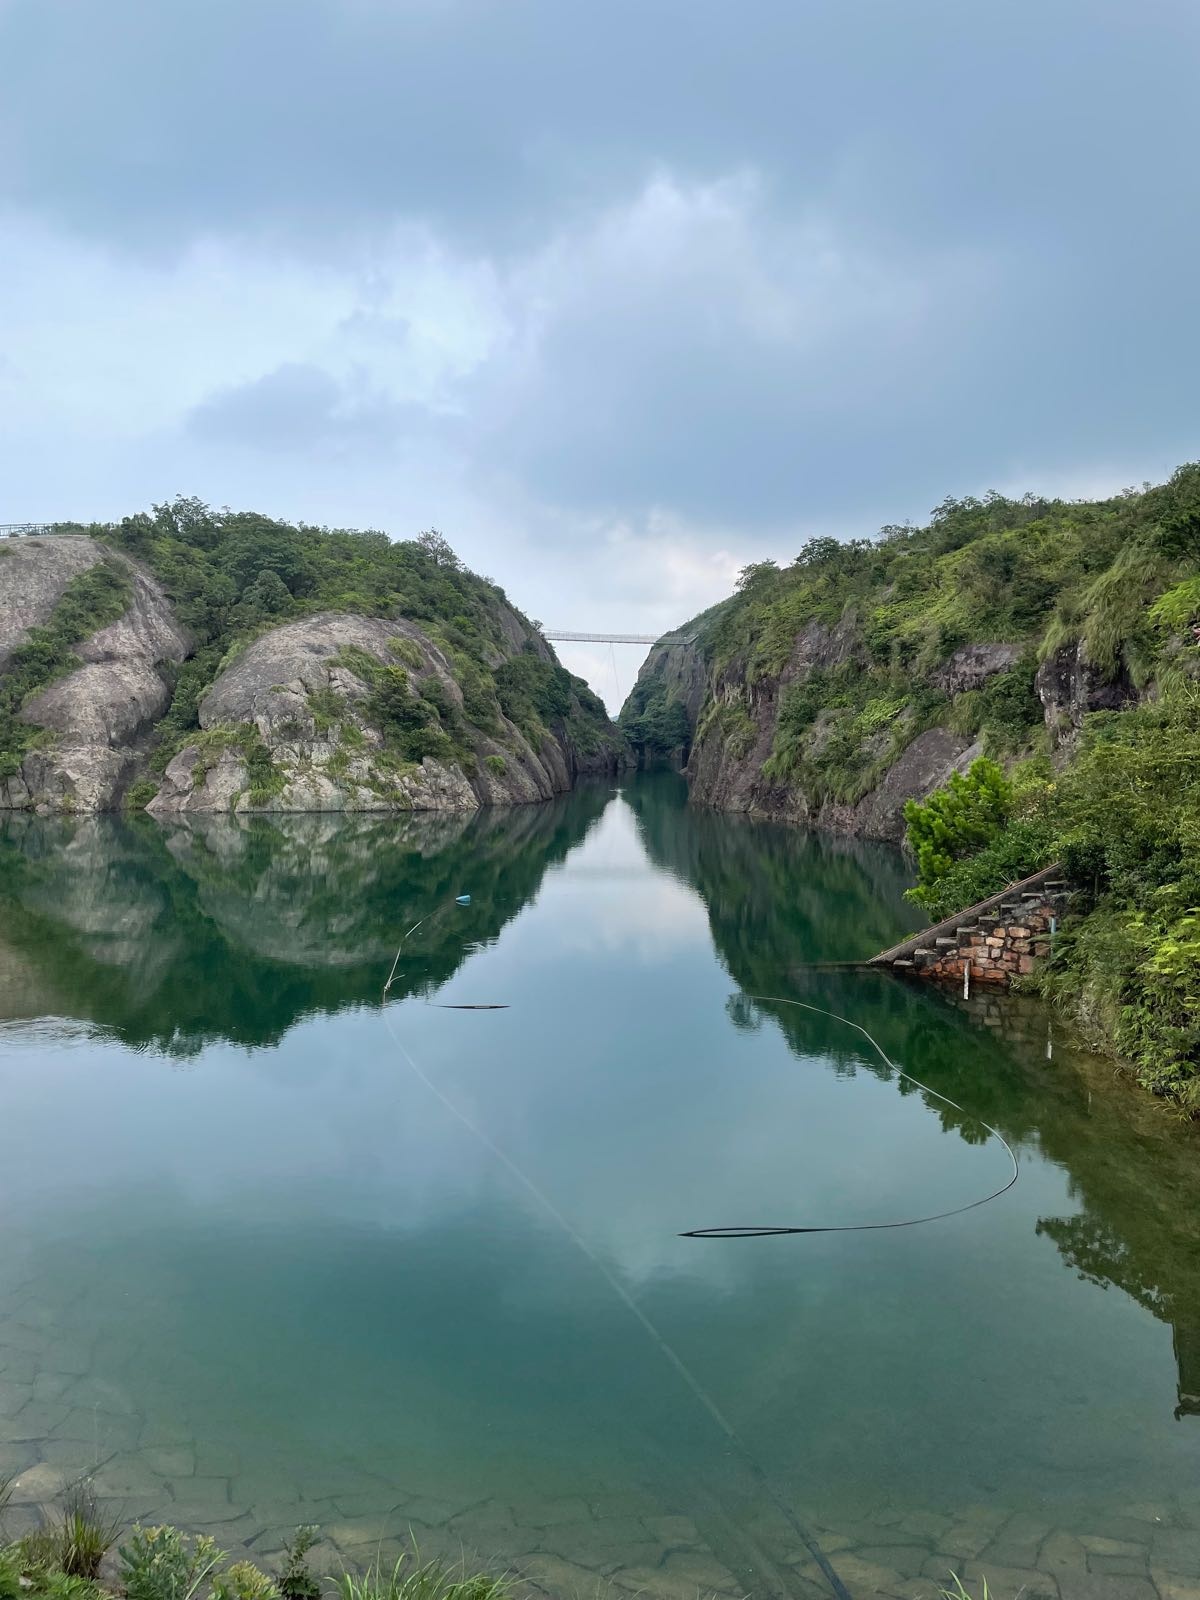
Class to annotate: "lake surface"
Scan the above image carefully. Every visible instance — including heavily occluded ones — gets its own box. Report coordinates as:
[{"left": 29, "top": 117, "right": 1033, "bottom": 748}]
[{"left": 2, "top": 773, "right": 1199, "bottom": 1600}]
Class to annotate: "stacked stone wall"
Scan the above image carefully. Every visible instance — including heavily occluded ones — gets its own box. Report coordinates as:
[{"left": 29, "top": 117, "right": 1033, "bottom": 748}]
[{"left": 894, "top": 880, "right": 1069, "bottom": 988}]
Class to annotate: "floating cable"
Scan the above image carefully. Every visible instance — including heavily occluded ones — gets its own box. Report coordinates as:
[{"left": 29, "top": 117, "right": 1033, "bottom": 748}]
[{"left": 679, "top": 991, "right": 1018, "bottom": 1239}]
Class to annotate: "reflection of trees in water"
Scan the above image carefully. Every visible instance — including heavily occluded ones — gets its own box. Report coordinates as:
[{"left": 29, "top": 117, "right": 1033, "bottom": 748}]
[
  {"left": 631, "top": 773, "right": 1200, "bottom": 1424},
  {"left": 0, "top": 783, "right": 612, "bottom": 1056}
]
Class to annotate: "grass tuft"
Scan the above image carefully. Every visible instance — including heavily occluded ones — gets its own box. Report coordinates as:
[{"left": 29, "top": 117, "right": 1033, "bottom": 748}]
[{"left": 335, "top": 1548, "right": 513, "bottom": 1600}]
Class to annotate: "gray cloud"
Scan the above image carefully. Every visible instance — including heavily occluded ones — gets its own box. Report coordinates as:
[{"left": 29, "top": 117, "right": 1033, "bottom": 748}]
[
  {"left": 188, "top": 362, "right": 420, "bottom": 455},
  {"left": 0, "top": 0, "right": 1197, "bottom": 663}
]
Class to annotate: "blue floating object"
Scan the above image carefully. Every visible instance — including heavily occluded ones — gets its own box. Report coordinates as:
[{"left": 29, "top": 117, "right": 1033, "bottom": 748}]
[{"left": 455, "top": 894, "right": 472, "bottom": 906}]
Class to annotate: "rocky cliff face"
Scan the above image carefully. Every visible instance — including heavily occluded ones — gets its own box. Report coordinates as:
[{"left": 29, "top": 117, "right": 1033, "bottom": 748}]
[
  {"left": 0, "top": 535, "right": 108, "bottom": 666},
  {"left": 0, "top": 537, "right": 190, "bottom": 812},
  {"left": 0, "top": 535, "right": 626, "bottom": 814},
  {"left": 627, "top": 619, "right": 1133, "bottom": 843},
  {"left": 150, "top": 610, "right": 620, "bottom": 814},
  {"left": 1035, "top": 638, "right": 1138, "bottom": 743},
  {"left": 679, "top": 624, "right": 988, "bottom": 840}
]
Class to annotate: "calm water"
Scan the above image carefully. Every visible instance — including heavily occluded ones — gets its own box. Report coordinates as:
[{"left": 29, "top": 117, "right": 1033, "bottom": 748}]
[{"left": 2, "top": 774, "right": 1199, "bottom": 1599}]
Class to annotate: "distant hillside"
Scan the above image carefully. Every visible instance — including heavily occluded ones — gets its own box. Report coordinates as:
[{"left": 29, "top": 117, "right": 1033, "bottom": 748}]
[{"left": 0, "top": 498, "right": 625, "bottom": 813}]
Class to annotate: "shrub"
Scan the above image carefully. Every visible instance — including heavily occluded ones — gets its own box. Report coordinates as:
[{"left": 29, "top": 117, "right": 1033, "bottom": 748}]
[
  {"left": 124, "top": 779, "right": 159, "bottom": 810},
  {"left": 211, "top": 1562, "right": 279, "bottom": 1600},
  {"left": 484, "top": 754, "right": 506, "bottom": 775},
  {"left": 334, "top": 1550, "right": 511, "bottom": 1600},
  {"left": 907, "top": 817, "right": 1058, "bottom": 919},
  {"left": 119, "top": 1525, "right": 225, "bottom": 1600},
  {"left": 389, "top": 638, "right": 424, "bottom": 670},
  {"left": 904, "top": 757, "right": 1013, "bottom": 891},
  {"left": 493, "top": 651, "right": 571, "bottom": 734},
  {"left": 277, "top": 1527, "right": 320, "bottom": 1600},
  {"left": 0, "top": 1548, "right": 20, "bottom": 1600}
]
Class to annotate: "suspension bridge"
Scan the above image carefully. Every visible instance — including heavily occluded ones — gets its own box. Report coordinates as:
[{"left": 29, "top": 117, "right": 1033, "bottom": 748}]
[{"left": 542, "top": 630, "right": 679, "bottom": 645}]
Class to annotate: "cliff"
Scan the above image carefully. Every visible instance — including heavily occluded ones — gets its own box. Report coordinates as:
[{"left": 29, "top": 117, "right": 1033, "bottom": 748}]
[
  {"left": 621, "top": 469, "right": 1200, "bottom": 840},
  {"left": 0, "top": 535, "right": 191, "bottom": 811},
  {"left": 0, "top": 507, "right": 626, "bottom": 814}
]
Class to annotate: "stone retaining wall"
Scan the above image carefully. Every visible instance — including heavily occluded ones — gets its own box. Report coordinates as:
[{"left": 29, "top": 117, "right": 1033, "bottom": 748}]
[{"left": 895, "top": 879, "right": 1069, "bottom": 987}]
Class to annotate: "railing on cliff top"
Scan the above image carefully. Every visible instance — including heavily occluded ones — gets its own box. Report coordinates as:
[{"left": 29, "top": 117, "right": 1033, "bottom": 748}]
[{"left": 0, "top": 523, "right": 55, "bottom": 538}]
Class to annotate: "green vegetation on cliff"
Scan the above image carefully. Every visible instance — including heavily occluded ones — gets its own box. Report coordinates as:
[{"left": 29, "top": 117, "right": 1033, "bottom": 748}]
[
  {"left": 62, "top": 498, "right": 612, "bottom": 764},
  {"left": 628, "top": 464, "right": 1200, "bottom": 808},
  {"left": 910, "top": 700, "right": 1200, "bottom": 1110}
]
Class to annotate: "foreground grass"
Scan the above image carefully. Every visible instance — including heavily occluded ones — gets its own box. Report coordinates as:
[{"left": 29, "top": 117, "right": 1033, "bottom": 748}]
[{"left": 0, "top": 1481, "right": 510, "bottom": 1600}]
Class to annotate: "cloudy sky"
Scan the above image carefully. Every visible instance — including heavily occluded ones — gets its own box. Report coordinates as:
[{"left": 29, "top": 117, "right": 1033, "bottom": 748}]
[{"left": 2, "top": 1, "right": 1198, "bottom": 704}]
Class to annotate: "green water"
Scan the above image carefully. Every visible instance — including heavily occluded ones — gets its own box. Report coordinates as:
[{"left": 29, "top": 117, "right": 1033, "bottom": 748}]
[{"left": 2, "top": 774, "right": 1199, "bottom": 1598}]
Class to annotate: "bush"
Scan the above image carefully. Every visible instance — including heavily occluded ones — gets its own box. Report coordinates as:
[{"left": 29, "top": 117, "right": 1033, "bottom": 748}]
[
  {"left": 0, "top": 1549, "right": 21, "bottom": 1600},
  {"left": 211, "top": 1563, "right": 278, "bottom": 1600},
  {"left": 277, "top": 1528, "right": 320, "bottom": 1600},
  {"left": 119, "top": 1527, "right": 225, "bottom": 1600},
  {"left": 56, "top": 1484, "right": 122, "bottom": 1579},
  {"left": 904, "top": 757, "right": 1014, "bottom": 891},
  {"left": 907, "top": 818, "right": 1058, "bottom": 919},
  {"left": 124, "top": 779, "right": 159, "bottom": 810},
  {"left": 334, "top": 1551, "right": 510, "bottom": 1600}
]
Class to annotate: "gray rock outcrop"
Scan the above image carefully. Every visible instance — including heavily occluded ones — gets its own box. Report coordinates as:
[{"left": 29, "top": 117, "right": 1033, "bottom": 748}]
[
  {"left": 1036, "top": 638, "right": 1138, "bottom": 747},
  {"left": 1, "top": 536, "right": 628, "bottom": 815},
  {"left": 0, "top": 535, "right": 106, "bottom": 667},
  {"left": 931, "top": 642, "right": 1023, "bottom": 695},
  {"left": 0, "top": 541, "right": 190, "bottom": 812},
  {"left": 149, "top": 610, "right": 620, "bottom": 815}
]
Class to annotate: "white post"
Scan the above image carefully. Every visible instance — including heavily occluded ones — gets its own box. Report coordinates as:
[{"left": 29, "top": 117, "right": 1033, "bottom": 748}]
[{"left": 963, "top": 959, "right": 971, "bottom": 1000}]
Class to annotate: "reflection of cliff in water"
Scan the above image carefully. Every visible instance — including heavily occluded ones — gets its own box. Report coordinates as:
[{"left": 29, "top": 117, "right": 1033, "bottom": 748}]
[
  {"left": 623, "top": 770, "right": 924, "bottom": 966},
  {"left": 628, "top": 773, "right": 1200, "bottom": 1423},
  {"left": 0, "top": 783, "right": 613, "bottom": 1055}
]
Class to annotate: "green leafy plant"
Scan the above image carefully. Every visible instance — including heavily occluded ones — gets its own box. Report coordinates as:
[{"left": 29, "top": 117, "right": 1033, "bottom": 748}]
[
  {"left": 40, "top": 1574, "right": 104, "bottom": 1600},
  {"left": 211, "top": 1561, "right": 279, "bottom": 1600},
  {"left": 904, "top": 757, "right": 1014, "bottom": 891},
  {"left": 16, "top": 1529, "right": 63, "bottom": 1573},
  {"left": 124, "top": 779, "right": 159, "bottom": 810},
  {"left": 118, "top": 1526, "right": 225, "bottom": 1600},
  {"left": 277, "top": 1527, "right": 321, "bottom": 1600}
]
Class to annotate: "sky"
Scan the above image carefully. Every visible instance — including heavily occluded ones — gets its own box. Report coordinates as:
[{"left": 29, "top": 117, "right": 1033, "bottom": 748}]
[{"left": 2, "top": 0, "right": 1198, "bottom": 707}]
